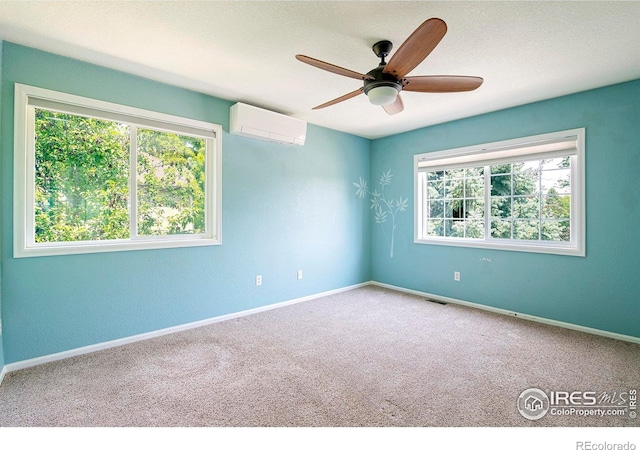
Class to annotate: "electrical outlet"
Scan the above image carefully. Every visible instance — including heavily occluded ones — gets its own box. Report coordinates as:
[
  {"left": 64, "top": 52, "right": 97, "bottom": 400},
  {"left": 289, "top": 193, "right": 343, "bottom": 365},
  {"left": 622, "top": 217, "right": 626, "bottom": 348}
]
[
  {"left": 256, "top": 275, "right": 262, "bottom": 286},
  {"left": 297, "top": 270, "right": 303, "bottom": 280},
  {"left": 454, "top": 271, "right": 461, "bottom": 281}
]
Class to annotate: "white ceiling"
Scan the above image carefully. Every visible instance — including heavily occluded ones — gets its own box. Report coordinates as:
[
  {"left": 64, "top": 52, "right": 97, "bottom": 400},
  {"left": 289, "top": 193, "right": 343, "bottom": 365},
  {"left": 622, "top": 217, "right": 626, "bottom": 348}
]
[{"left": 0, "top": 1, "right": 639, "bottom": 139}]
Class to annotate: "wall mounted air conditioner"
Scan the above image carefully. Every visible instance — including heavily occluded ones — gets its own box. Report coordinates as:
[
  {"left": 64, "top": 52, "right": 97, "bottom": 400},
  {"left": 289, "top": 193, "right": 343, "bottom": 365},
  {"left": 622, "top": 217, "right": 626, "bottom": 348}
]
[{"left": 230, "top": 102, "right": 307, "bottom": 146}]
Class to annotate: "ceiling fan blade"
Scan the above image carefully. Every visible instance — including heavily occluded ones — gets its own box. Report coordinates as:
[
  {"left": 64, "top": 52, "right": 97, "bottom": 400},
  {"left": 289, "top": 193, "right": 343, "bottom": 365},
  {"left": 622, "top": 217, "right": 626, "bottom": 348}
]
[
  {"left": 312, "top": 88, "right": 364, "bottom": 109},
  {"left": 382, "top": 94, "right": 404, "bottom": 115},
  {"left": 383, "top": 18, "right": 447, "bottom": 78},
  {"left": 296, "top": 55, "right": 374, "bottom": 81},
  {"left": 402, "top": 75, "right": 484, "bottom": 93}
]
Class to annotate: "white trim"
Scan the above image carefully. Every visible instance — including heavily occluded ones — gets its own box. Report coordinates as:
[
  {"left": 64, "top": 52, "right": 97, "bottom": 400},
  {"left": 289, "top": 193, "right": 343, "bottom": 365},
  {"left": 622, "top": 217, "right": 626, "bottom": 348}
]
[
  {"left": 412, "top": 235, "right": 584, "bottom": 257},
  {"left": 0, "top": 366, "right": 6, "bottom": 386},
  {"left": 371, "top": 281, "right": 640, "bottom": 345},
  {"left": 2, "top": 282, "right": 369, "bottom": 374}
]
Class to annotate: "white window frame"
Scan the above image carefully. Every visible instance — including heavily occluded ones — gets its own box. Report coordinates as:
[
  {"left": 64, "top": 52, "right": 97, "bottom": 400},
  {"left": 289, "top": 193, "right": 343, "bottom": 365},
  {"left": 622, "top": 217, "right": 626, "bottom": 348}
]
[
  {"left": 414, "top": 128, "right": 585, "bottom": 256},
  {"left": 14, "top": 83, "right": 222, "bottom": 258}
]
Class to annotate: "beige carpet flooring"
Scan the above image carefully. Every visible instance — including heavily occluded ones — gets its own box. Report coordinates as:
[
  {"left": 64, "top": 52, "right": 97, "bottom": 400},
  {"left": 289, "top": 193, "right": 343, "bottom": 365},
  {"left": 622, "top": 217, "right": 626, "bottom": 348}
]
[{"left": 0, "top": 285, "right": 638, "bottom": 427}]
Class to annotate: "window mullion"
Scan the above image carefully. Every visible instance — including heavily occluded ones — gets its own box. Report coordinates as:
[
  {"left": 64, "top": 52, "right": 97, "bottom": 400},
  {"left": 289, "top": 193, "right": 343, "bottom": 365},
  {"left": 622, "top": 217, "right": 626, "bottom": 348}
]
[
  {"left": 484, "top": 166, "right": 490, "bottom": 240},
  {"left": 129, "top": 125, "right": 138, "bottom": 239},
  {"left": 510, "top": 170, "right": 515, "bottom": 240},
  {"left": 538, "top": 161, "right": 543, "bottom": 241}
]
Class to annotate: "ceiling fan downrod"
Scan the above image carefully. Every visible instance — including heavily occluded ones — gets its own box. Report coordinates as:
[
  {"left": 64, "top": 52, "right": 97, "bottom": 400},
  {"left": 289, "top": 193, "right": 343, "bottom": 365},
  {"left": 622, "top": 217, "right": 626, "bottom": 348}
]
[{"left": 364, "top": 40, "right": 402, "bottom": 100}]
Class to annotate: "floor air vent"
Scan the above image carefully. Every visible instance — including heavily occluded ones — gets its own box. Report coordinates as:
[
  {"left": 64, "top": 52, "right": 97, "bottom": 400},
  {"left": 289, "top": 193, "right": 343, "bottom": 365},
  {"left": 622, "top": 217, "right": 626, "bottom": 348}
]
[{"left": 427, "top": 298, "right": 448, "bottom": 305}]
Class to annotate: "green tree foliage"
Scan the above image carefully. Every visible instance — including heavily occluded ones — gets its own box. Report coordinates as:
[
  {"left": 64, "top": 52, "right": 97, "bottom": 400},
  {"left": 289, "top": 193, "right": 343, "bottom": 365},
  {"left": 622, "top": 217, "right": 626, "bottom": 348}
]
[
  {"left": 137, "top": 129, "right": 205, "bottom": 236},
  {"left": 35, "top": 109, "right": 130, "bottom": 242},
  {"left": 424, "top": 158, "right": 571, "bottom": 242},
  {"left": 34, "top": 109, "right": 206, "bottom": 243}
]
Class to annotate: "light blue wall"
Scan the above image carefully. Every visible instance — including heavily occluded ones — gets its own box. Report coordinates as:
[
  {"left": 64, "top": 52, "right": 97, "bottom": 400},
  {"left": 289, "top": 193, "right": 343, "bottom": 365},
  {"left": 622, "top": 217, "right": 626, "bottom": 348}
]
[
  {"left": 370, "top": 80, "right": 640, "bottom": 338},
  {"left": 0, "top": 43, "right": 371, "bottom": 363}
]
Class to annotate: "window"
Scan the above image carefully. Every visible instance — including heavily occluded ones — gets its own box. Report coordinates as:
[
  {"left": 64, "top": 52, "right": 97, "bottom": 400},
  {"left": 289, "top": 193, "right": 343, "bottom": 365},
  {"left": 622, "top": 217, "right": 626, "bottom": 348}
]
[
  {"left": 414, "top": 129, "right": 585, "bottom": 256},
  {"left": 14, "top": 84, "right": 222, "bottom": 257}
]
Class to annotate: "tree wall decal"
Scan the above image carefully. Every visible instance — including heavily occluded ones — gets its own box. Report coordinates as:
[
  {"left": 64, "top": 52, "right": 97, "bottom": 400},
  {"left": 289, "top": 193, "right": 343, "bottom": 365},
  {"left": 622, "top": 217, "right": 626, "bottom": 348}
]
[{"left": 354, "top": 170, "right": 407, "bottom": 258}]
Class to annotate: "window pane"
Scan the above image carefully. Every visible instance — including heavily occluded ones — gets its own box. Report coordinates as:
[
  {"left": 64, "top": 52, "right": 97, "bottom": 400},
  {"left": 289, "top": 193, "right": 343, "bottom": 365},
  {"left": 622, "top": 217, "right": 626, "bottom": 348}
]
[
  {"left": 444, "top": 200, "right": 458, "bottom": 218},
  {"left": 491, "top": 219, "right": 512, "bottom": 239},
  {"left": 514, "top": 160, "right": 540, "bottom": 173},
  {"left": 444, "top": 178, "right": 463, "bottom": 199},
  {"left": 513, "top": 196, "right": 539, "bottom": 219},
  {"left": 465, "top": 167, "right": 484, "bottom": 177},
  {"left": 541, "top": 168, "right": 571, "bottom": 194},
  {"left": 34, "top": 109, "right": 130, "bottom": 243},
  {"left": 466, "top": 220, "right": 484, "bottom": 239},
  {"left": 542, "top": 195, "right": 571, "bottom": 219},
  {"left": 514, "top": 220, "right": 540, "bottom": 240},
  {"left": 427, "top": 170, "right": 444, "bottom": 181},
  {"left": 427, "top": 219, "right": 444, "bottom": 237},
  {"left": 491, "top": 197, "right": 511, "bottom": 218},
  {"left": 465, "top": 198, "right": 484, "bottom": 218},
  {"left": 541, "top": 157, "right": 570, "bottom": 170},
  {"left": 427, "top": 180, "right": 444, "bottom": 199},
  {"left": 445, "top": 219, "right": 464, "bottom": 238},
  {"left": 490, "top": 163, "right": 511, "bottom": 175},
  {"left": 491, "top": 174, "right": 511, "bottom": 196},
  {"left": 445, "top": 168, "right": 464, "bottom": 179},
  {"left": 513, "top": 170, "right": 539, "bottom": 195},
  {"left": 428, "top": 200, "right": 444, "bottom": 218},
  {"left": 137, "top": 129, "right": 206, "bottom": 236},
  {"left": 542, "top": 220, "right": 570, "bottom": 242},
  {"left": 465, "top": 177, "right": 484, "bottom": 197}
]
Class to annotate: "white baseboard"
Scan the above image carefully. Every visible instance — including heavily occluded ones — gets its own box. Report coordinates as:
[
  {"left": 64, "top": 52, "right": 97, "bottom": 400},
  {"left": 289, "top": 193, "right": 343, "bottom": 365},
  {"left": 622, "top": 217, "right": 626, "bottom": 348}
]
[
  {"left": 3, "top": 279, "right": 636, "bottom": 382},
  {"left": 371, "top": 281, "right": 640, "bottom": 345},
  {"left": 3, "top": 282, "right": 370, "bottom": 375}
]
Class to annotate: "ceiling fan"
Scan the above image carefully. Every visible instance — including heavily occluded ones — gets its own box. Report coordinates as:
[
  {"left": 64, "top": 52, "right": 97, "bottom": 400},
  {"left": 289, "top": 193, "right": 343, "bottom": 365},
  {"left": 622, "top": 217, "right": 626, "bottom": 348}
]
[{"left": 295, "top": 18, "right": 483, "bottom": 115}]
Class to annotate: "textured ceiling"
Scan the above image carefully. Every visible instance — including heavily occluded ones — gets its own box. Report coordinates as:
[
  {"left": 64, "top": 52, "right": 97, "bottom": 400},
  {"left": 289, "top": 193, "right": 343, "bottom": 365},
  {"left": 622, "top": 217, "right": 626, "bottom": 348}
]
[{"left": 0, "top": 1, "right": 639, "bottom": 139}]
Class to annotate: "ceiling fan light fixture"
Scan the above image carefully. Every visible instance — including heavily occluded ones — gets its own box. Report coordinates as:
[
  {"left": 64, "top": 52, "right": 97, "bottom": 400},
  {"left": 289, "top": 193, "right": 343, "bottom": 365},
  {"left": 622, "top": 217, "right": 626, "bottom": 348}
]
[{"left": 366, "top": 85, "right": 399, "bottom": 106}]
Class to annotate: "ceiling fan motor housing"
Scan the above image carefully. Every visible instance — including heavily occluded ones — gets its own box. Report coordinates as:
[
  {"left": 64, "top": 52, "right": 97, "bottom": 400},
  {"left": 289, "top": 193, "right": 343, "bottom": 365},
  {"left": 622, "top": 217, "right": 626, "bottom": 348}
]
[
  {"left": 363, "top": 65, "right": 403, "bottom": 96},
  {"left": 364, "top": 40, "right": 402, "bottom": 97}
]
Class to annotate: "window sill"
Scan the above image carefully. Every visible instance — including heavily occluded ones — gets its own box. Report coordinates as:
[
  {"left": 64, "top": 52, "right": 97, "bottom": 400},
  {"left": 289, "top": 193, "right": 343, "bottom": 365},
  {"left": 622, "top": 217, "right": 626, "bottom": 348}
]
[
  {"left": 14, "top": 236, "right": 221, "bottom": 258},
  {"left": 414, "top": 237, "right": 584, "bottom": 257}
]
